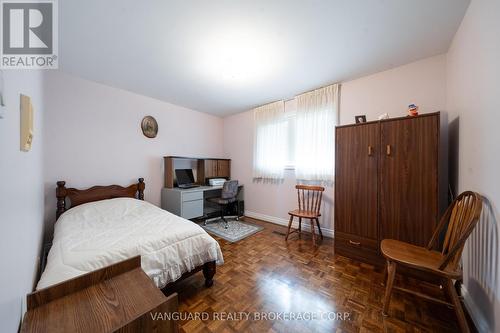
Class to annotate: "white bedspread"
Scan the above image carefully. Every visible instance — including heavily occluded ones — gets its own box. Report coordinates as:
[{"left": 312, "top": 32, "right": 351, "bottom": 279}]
[{"left": 37, "top": 198, "right": 223, "bottom": 290}]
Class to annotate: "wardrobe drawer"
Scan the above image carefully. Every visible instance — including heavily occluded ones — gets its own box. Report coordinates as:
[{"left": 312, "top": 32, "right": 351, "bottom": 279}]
[
  {"left": 182, "top": 191, "right": 203, "bottom": 202},
  {"left": 335, "top": 232, "right": 379, "bottom": 252}
]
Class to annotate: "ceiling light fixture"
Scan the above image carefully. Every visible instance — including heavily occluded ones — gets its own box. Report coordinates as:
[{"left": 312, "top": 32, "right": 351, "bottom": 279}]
[{"left": 197, "top": 26, "right": 280, "bottom": 86}]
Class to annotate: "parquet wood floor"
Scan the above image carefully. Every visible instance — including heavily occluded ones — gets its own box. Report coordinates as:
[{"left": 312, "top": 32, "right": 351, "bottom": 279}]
[{"left": 164, "top": 218, "right": 463, "bottom": 333}]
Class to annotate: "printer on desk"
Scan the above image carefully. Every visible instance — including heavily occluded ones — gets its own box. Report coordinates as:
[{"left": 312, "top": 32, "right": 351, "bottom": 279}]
[{"left": 208, "top": 178, "right": 226, "bottom": 186}]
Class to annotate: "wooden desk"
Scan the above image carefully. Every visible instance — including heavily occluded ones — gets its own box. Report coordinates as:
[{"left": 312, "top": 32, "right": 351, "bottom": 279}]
[
  {"left": 21, "top": 256, "right": 178, "bottom": 333},
  {"left": 161, "top": 185, "right": 244, "bottom": 220}
]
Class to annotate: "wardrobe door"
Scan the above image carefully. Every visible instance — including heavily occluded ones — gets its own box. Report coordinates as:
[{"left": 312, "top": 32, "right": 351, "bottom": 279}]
[
  {"left": 379, "top": 115, "right": 439, "bottom": 247},
  {"left": 335, "top": 123, "right": 379, "bottom": 245}
]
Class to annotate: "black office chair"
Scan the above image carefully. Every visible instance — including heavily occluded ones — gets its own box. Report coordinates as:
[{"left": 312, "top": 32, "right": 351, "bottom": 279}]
[{"left": 206, "top": 180, "right": 239, "bottom": 229}]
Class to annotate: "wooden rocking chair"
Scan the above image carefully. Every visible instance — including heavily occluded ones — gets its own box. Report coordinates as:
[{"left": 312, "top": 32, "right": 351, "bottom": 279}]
[{"left": 381, "top": 191, "right": 483, "bottom": 333}]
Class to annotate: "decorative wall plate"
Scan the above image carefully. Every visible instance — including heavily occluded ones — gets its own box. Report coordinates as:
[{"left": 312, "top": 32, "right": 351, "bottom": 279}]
[{"left": 141, "top": 116, "right": 158, "bottom": 138}]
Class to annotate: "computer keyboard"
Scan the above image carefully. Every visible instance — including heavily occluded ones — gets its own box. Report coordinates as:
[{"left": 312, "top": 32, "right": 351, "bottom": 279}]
[{"left": 178, "top": 184, "right": 200, "bottom": 189}]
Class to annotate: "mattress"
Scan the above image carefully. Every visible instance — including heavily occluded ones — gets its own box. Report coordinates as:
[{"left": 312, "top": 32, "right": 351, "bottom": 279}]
[{"left": 37, "top": 197, "right": 223, "bottom": 290}]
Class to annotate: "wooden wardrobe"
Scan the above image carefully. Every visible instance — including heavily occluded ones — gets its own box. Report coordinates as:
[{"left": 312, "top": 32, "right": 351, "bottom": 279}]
[{"left": 334, "top": 112, "right": 441, "bottom": 265}]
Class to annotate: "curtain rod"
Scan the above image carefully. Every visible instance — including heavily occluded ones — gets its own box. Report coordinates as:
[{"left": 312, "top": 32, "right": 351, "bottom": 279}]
[
  {"left": 252, "top": 82, "right": 341, "bottom": 109},
  {"left": 285, "top": 82, "right": 341, "bottom": 103}
]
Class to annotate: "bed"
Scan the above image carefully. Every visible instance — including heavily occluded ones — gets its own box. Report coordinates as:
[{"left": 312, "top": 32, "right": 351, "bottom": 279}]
[{"left": 37, "top": 178, "right": 223, "bottom": 291}]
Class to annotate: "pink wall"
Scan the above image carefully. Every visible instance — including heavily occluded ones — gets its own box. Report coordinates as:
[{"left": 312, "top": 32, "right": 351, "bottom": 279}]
[
  {"left": 340, "top": 55, "right": 446, "bottom": 123},
  {"left": 43, "top": 71, "right": 224, "bottom": 237},
  {"left": 0, "top": 71, "right": 46, "bottom": 332},
  {"left": 446, "top": 0, "right": 500, "bottom": 331},
  {"left": 223, "top": 54, "right": 447, "bottom": 236}
]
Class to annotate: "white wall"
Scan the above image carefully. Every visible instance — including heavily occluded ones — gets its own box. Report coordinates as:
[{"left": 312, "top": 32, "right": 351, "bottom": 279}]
[
  {"left": 43, "top": 71, "right": 224, "bottom": 237},
  {"left": 0, "top": 71, "right": 46, "bottom": 332},
  {"left": 446, "top": 0, "right": 500, "bottom": 331},
  {"left": 224, "top": 54, "right": 447, "bottom": 234}
]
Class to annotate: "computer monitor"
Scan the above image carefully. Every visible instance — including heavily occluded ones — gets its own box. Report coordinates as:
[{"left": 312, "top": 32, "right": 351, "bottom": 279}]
[{"left": 175, "top": 169, "right": 195, "bottom": 186}]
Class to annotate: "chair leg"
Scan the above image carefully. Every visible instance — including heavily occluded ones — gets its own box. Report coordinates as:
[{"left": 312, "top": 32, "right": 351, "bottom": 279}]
[
  {"left": 285, "top": 215, "right": 294, "bottom": 241},
  {"left": 315, "top": 218, "right": 323, "bottom": 240},
  {"left": 381, "top": 261, "right": 388, "bottom": 286},
  {"left": 310, "top": 218, "right": 316, "bottom": 246},
  {"left": 233, "top": 201, "right": 239, "bottom": 221},
  {"left": 220, "top": 205, "right": 228, "bottom": 229},
  {"left": 446, "top": 279, "right": 470, "bottom": 333},
  {"left": 298, "top": 217, "right": 302, "bottom": 238},
  {"left": 382, "top": 260, "right": 397, "bottom": 316}
]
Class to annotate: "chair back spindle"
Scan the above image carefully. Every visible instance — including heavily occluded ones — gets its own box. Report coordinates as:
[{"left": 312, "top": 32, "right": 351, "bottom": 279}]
[
  {"left": 296, "top": 185, "right": 324, "bottom": 214},
  {"left": 427, "top": 191, "right": 483, "bottom": 271}
]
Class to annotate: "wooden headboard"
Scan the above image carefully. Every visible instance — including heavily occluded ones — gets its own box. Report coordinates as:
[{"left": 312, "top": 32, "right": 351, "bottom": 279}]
[{"left": 56, "top": 178, "right": 145, "bottom": 220}]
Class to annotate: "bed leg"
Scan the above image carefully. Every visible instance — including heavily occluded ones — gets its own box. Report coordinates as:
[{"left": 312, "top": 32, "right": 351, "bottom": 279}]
[{"left": 202, "top": 261, "right": 216, "bottom": 287}]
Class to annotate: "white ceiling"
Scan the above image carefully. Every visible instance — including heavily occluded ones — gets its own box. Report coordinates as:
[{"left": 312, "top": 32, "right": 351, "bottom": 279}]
[{"left": 59, "top": 0, "right": 469, "bottom": 116}]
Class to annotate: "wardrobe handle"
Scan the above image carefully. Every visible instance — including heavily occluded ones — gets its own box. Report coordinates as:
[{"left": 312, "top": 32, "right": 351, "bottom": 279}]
[
  {"left": 368, "top": 146, "right": 373, "bottom": 156},
  {"left": 386, "top": 145, "right": 392, "bottom": 156},
  {"left": 349, "top": 240, "right": 361, "bottom": 246}
]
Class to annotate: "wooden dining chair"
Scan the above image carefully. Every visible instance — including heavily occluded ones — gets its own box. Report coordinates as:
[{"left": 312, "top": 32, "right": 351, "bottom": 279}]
[
  {"left": 381, "top": 191, "right": 483, "bottom": 333},
  {"left": 285, "top": 185, "right": 325, "bottom": 246}
]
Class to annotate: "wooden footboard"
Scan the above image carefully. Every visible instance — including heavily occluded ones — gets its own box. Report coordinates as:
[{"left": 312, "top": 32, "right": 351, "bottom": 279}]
[{"left": 23, "top": 257, "right": 179, "bottom": 333}]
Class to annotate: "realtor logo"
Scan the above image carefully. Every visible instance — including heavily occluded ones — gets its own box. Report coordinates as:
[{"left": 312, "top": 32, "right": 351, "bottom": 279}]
[{"left": 1, "top": 0, "right": 58, "bottom": 69}]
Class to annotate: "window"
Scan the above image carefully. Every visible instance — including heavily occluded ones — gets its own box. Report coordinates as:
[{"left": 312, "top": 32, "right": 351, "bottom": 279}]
[
  {"left": 284, "top": 105, "right": 296, "bottom": 168},
  {"left": 252, "top": 101, "right": 287, "bottom": 180},
  {"left": 253, "top": 84, "right": 339, "bottom": 183},
  {"left": 294, "top": 84, "right": 338, "bottom": 182}
]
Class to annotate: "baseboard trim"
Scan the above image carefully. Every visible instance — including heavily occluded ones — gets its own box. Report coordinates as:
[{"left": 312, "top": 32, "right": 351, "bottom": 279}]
[
  {"left": 244, "top": 210, "right": 334, "bottom": 238},
  {"left": 461, "top": 285, "right": 489, "bottom": 332}
]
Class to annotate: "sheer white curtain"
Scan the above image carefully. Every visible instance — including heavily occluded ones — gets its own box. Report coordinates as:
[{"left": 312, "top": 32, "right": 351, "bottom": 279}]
[
  {"left": 253, "top": 101, "right": 287, "bottom": 180},
  {"left": 295, "top": 84, "right": 339, "bottom": 182}
]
